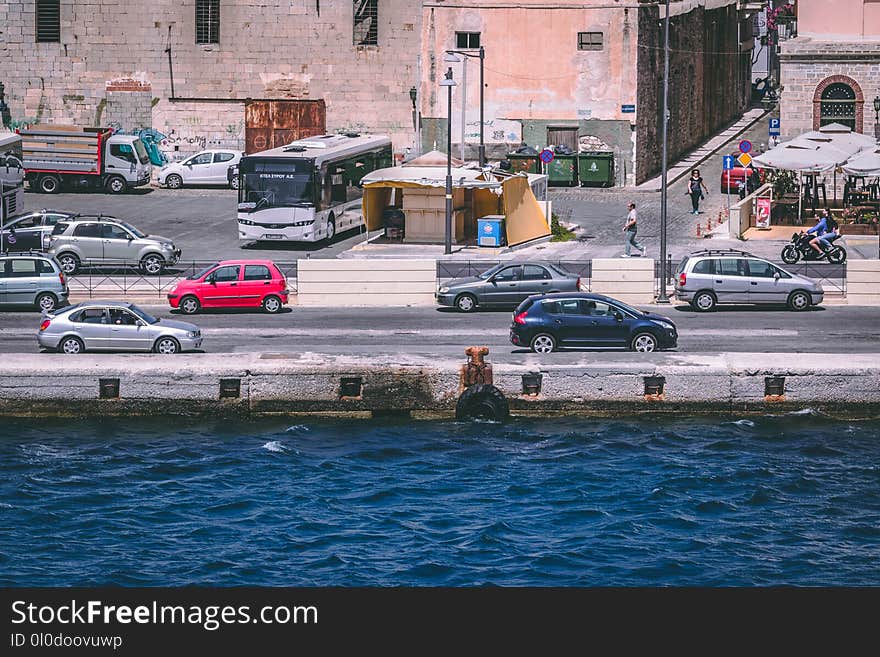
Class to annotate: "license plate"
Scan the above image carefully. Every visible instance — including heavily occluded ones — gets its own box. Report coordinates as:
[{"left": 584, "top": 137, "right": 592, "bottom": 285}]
[{"left": 263, "top": 234, "right": 283, "bottom": 240}]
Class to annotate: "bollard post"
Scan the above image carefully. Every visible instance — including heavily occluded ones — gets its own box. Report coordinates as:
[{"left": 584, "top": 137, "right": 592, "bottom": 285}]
[{"left": 696, "top": 222, "right": 701, "bottom": 238}]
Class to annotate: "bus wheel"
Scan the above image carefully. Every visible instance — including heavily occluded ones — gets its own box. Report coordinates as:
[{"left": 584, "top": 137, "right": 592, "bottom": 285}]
[{"left": 326, "top": 216, "right": 336, "bottom": 242}]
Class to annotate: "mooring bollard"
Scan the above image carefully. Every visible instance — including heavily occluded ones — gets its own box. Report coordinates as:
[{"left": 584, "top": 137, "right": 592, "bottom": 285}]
[{"left": 456, "top": 346, "right": 509, "bottom": 422}]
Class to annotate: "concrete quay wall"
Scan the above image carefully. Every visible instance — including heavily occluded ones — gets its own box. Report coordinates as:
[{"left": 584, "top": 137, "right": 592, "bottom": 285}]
[{"left": 1, "top": 352, "right": 879, "bottom": 419}]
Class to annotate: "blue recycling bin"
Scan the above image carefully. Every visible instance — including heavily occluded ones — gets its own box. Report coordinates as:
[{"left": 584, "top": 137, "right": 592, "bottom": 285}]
[{"left": 477, "top": 215, "right": 506, "bottom": 247}]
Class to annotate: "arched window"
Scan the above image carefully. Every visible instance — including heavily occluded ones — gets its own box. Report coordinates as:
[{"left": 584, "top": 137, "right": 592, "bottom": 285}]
[{"left": 820, "top": 83, "right": 856, "bottom": 130}]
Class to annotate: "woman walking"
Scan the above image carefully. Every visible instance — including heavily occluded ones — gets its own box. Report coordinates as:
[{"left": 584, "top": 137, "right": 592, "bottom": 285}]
[{"left": 687, "top": 169, "right": 708, "bottom": 215}]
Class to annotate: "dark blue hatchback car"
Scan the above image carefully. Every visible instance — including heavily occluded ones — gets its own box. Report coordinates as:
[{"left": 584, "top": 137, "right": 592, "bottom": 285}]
[{"left": 509, "top": 292, "right": 678, "bottom": 353}]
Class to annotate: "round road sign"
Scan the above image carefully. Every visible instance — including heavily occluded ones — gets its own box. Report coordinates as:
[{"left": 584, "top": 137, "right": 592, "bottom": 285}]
[
  {"left": 739, "top": 139, "right": 753, "bottom": 154},
  {"left": 539, "top": 149, "right": 554, "bottom": 164}
]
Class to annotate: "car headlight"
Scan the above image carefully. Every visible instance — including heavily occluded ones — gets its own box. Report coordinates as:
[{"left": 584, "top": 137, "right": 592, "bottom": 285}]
[
  {"left": 187, "top": 331, "right": 198, "bottom": 338},
  {"left": 654, "top": 321, "right": 675, "bottom": 331},
  {"left": 439, "top": 287, "right": 450, "bottom": 293}
]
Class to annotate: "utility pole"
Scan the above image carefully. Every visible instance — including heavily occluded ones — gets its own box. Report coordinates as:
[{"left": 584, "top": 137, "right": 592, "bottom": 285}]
[{"left": 657, "top": 0, "right": 671, "bottom": 304}]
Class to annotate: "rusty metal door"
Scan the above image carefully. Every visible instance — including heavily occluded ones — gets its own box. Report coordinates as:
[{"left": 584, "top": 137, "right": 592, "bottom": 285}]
[
  {"left": 547, "top": 127, "right": 578, "bottom": 152},
  {"left": 245, "top": 100, "right": 326, "bottom": 154}
]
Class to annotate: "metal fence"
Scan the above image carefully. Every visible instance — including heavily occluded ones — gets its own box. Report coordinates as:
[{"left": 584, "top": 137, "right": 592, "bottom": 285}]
[
  {"left": 66, "top": 260, "right": 299, "bottom": 295},
  {"left": 437, "top": 260, "right": 593, "bottom": 280}
]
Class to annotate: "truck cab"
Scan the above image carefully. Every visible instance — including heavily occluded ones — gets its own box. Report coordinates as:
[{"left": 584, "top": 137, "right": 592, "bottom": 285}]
[{"left": 104, "top": 135, "right": 152, "bottom": 193}]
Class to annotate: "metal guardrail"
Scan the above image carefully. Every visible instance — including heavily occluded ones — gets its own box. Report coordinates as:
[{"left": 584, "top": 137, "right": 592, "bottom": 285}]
[
  {"left": 66, "top": 260, "right": 299, "bottom": 296},
  {"left": 437, "top": 260, "right": 593, "bottom": 279}
]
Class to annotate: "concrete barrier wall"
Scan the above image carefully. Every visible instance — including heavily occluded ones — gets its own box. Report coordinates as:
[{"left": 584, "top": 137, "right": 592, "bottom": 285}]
[
  {"left": 589, "top": 257, "right": 655, "bottom": 304},
  {"left": 297, "top": 258, "right": 437, "bottom": 306},
  {"left": 847, "top": 260, "right": 880, "bottom": 305},
  {"left": 2, "top": 353, "right": 880, "bottom": 418},
  {"left": 727, "top": 182, "right": 769, "bottom": 239}
]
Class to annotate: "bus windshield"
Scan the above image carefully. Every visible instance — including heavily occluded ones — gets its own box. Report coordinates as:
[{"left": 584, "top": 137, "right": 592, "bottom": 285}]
[{"left": 239, "top": 158, "right": 315, "bottom": 210}]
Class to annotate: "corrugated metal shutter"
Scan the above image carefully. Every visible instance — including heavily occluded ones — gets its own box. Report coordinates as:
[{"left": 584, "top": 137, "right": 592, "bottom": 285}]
[
  {"left": 36, "top": 0, "right": 61, "bottom": 43},
  {"left": 196, "top": 0, "right": 220, "bottom": 45}
]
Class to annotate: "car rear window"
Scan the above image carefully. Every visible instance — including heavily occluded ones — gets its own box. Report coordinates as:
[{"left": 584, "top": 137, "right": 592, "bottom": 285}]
[
  {"left": 515, "top": 298, "right": 535, "bottom": 313},
  {"left": 244, "top": 264, "right": 271, "bottom": 280},
  {"left": 73, "top": 223, "right": 102, "bottom": 238},
  {"left": 52, "top": 222, "right": 69, "bottom": 235},
  {"left": 540, "top": 300, "right": 559, "bottom": 314},
  {"left": 692, "top": 259, "right": 713, "bottom": 275}
]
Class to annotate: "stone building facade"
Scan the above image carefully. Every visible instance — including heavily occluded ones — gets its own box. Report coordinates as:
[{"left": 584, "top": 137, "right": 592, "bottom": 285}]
[
  {"left": 779, "top": 0, "right": 880, "bottom": 140},
  {"left": 1, "top": 1, "right": 421, "bottom": 159},
  {"left": 420, "top": 0, "right": 752, "bottom": 185}
]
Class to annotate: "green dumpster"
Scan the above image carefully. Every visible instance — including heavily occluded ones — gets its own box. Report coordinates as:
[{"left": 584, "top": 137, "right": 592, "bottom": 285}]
[
  {"left": 546, "top": 154, "right": 578, "bottom": 187},
  {"left": 578, "top": 151, "right": 615, "bottom": 187},
  {"left": 507, "top": 151, "right": 541, "bottom": 174}
]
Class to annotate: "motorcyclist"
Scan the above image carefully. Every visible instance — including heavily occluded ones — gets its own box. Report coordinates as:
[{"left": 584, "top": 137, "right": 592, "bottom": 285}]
[{"left": 805, "top": 210, "right": 839, "bottom": 255}]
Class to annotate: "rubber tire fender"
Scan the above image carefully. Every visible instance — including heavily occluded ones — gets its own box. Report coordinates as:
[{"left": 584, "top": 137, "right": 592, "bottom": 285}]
[{"left": 455, "top": 384, "right": 510, "bottom": 423}]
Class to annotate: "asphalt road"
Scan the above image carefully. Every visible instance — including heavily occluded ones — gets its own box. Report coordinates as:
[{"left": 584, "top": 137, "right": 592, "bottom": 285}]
[{"left": 2, "top": 304, "right": 877, "bottom": 360}]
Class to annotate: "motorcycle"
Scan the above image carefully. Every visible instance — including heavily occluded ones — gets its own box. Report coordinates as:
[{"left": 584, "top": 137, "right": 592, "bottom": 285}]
[{"left": 781, "top": 231, "right": 846, "bottom": 265}]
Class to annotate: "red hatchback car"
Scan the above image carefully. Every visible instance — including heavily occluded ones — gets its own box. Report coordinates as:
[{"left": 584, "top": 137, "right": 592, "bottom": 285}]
[{"left": 168, "top": 260, "right": 289, "bottom": 314}]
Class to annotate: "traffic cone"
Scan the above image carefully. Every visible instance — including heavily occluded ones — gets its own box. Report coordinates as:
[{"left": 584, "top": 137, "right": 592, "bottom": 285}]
[
  {"left": 696, "top": 222, "right": 702, "bottom": 238},
  {"left": 707, "top": 217, "right": 713, "bottom": 231},
  {"left": 718, "top": 210, "right": 724, "bottom": 224}
]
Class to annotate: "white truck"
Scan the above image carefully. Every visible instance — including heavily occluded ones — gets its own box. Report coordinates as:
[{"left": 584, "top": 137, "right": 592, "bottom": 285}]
[{"left": 18, "top": 125, "right": 151, "bottom": 194}]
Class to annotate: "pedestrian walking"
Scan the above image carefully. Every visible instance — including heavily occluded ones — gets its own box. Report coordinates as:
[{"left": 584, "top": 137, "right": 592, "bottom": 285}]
[
  {"left": 621, "top": 202, "right": 646, "bottom": 257},
  {"left": 687, "top": 169, "right": 708, "bottom": 214}
]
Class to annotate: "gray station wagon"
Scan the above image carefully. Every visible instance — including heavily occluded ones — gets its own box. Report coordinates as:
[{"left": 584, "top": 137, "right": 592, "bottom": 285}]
[
  {"left": 436, "top": 262, "right": 583, "bottom": 312},
  {"left": 37, "top": 300, "right": 202, "bottom": 354},
  {"left": 45, "top": 218, "right": 181, "bottom": 276},
  {"left": 675, "top": 249, "right": 824, "bottom": 311},
  {"left": 0, "top": 252, "right": 69, "bottom": 312}
]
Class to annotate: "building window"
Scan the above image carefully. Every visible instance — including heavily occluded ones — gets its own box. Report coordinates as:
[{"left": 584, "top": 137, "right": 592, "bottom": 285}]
[
  {"left": 455, "top": 32, "right": 481, "bottom": 49},
  {"left": 195, "top": 0, "right": 220, "bottom": 45},
  {"left": 354, "top": 0, "right": 378, "bottom": 46},
  {"left": 35, "top": 0, "right": 61, "bottom": 43},
  {"left": 820, "top": 83, "right": 857, "bottom": 131},
  {"left": 578, "top": 32, "right": 603, "bottom": 51}
]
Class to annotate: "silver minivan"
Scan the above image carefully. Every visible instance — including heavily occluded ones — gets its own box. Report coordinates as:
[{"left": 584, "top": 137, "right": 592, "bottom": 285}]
[
  {"left": 0, "top": 252, "right": 69, "bottom": 311},
  {"left": 675, "top": 250, "right": 824, "bottom": 311}
]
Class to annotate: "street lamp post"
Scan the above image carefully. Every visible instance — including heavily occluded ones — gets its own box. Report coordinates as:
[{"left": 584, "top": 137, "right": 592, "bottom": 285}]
[
  {"left": 444, "top": 46, "right": 486, "bottom": 168},
  {"left": 874, "top": 95, "right": 880, "bottom": 139},
  {"left": 440, "top": 68, "right": 457, "bottom": 255},
  {"left": 657, "top": 0, "right": 671, "bottom": 304}
]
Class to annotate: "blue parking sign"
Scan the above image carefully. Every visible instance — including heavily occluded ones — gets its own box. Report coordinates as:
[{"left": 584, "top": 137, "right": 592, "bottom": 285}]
[
  {"left": 769, "top": 118, "right": 781, "bottom": 136},
  {"left": 722, "top": 155, "right": 735, "bottom": 171}
]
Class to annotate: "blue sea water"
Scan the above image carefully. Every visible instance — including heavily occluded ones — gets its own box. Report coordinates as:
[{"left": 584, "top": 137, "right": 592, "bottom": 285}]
[{"left": 1, "top": 413, "right": 878, "bottom": 586}]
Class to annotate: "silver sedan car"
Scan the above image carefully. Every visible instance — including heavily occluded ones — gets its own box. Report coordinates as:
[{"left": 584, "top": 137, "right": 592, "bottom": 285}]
[{"left": 38, "top": 301, "right": 203, "bottom": 354}]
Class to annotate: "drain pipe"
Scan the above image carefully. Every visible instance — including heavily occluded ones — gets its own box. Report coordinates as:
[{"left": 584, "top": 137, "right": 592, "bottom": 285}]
[{"left": 165, "top": 26, "right": 176, "bottom": 100}]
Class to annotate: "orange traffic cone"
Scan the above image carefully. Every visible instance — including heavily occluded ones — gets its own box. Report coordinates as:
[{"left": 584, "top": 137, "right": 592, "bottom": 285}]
[
  {"left": 718, "top": 210, "right": 724, "bottom": 224},
  {"left": 707, "top": 217, "right": 713, "bottom": 231},
  {"left": 696, "top": 222, "right": 702, "bottom": 238}
]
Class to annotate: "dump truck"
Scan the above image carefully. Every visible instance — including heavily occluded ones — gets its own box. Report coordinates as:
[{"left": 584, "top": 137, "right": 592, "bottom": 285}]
[{"left": 18, "top": 125, "right": 152, "bottom": 194}]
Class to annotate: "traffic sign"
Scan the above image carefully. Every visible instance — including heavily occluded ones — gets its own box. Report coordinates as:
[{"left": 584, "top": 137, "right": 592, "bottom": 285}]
[
  {"left": 769, "top": 118, "right": 781, "bottom": 136},
  {"left": 722, "top": 155, "right": 735, "bottom": 171},
  {"left": 739, "top": 139, "right": 752, "bottom": 154},
  {"left": 737, "top": 152, "right": 752, "bottom": 167},
  {"left": 539, "top": 148, "right": 554, "bottom": 164}
]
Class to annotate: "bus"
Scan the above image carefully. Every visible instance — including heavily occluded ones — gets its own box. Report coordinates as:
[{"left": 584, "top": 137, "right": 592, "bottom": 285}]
[{"left": 236, "top": 133, "right": 392, "bottom": 244}]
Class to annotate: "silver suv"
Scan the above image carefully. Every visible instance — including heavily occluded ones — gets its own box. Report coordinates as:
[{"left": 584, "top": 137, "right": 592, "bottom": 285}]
[
  {"left": 45, "top": 218, "right": 181, "bottom": 275},
  {"left": 675, "top": 249, "right": 824, "bottom": 312},
  {"left": 0, "top": 252, "right": 69, "bottom": 311}
]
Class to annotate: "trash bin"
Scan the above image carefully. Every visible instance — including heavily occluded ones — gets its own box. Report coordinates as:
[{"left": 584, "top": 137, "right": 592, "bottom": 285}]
[
  {"left": 546, "top": 145, "right": 578, "bottom": 186},
  {"left": 477, "top": 215, "right": 506, "bottom": 247},
  {"left": 506, "top": 145, "right": 541, "bottom": 174},
  {"left": 578, "top": 151, "right": 615, "bottom": 187}
]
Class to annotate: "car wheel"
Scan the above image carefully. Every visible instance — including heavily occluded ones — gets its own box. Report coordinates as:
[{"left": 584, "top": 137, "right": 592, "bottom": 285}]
[
  {"left": 38, "top": 174, "right": 61, "bottom": 194},
  {"left": 154, "top": 337, "right": 180, "bottom": 354},
  {"left": 57, "top": 253, "right": 80, "bottom": 276},
  {"left": 828, "top": 248, "right": 846, "bottom": 264},
  {"left": 455, "top": 294, "right": 477, "bottom": 313},
  {"left": 262, "top": 295, "right": 282, "bottom": 314},
  {"left": 788, "top": 290, "right": 811, "bottom": 312},
  {"left": 106, "top": 175, "right": 127, "bottom": 194},
  {"left": 781, "top": 245, "right": 800, "bottom": 265},
  {"left": 631, "top": 332, "right": 658, "bottom": 352},
  {"left": 59, "top": 336, "right": 84, "bottom": 354},
  {"left": 326, "top": 215, "right": 336, "bottom": 241},
  {"left": 179, "top": 295, "right": 201, "bottom": 315},
  {"left": 229, "top": 176, "right": 239, "bottom": 190},
  {"left": 140, "top": 254, "right": 165, "bottom": 276},
  {"left": 35, "top": 292, "right": 57, "bottom": 312},
  {"left": 530, "top": 333, "right": 556, "bottom": 354},
  {"left": 692, "top": 291, "right": 716, "bottom": 312},
  {"left": 166, "top": 174, "right": 183, "bottom": 190}
]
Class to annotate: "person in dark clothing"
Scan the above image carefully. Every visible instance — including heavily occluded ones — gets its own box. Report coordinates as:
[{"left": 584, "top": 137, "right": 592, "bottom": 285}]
[{"left": 687, "top": 169, "right": 708, "bottom": 214}]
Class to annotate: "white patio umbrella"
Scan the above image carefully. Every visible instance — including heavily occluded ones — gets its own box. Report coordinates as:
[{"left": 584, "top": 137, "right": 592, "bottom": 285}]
[{"left": 842, "top": 147, "right": 880, "bottom": 176}]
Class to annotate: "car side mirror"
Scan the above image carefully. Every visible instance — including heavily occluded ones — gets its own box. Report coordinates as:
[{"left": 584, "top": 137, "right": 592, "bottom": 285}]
[
  {"left": 207, "top": 277, "right": 216, "bottom": 285},
  {"left": 774, "top": 271, "right": 781, "bottom": 280},
  {"left": 136, "top": 320, "right": 147, "bottom": 327},
  {"left": 127, "top": 235, "right": 134, "bottom": 241},
  {"left": 613, "top": 311, "right": 623, "bottom": 322}
]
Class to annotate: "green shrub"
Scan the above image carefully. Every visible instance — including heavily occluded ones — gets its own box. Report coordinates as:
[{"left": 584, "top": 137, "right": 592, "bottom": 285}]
[{"left": 550, "top": 213, "right": 576, "bottom": 242}]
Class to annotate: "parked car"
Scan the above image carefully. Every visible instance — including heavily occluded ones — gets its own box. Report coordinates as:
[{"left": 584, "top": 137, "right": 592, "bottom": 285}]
[
  {"left": 509, "top": 292, "right": 677, "bottom": 353},
  {"left": 45, "top": 218, "right": 181, "bottom": 275},
  {"left": 1, "top": 209, "right": 77, "bottom": 253},
  {"left": 157, "top": 150, "right": 243, "bottom": 189},
  {"left": 436, "top": 262, "right": 583, "bottom": 313},
  {"left": 0, "top": 252, "right": 69, "bottom": 312},
  {"left": 720, "top": 154, "right": 765, "bottom": 194},
  {"left": 674, "top": 249, "right": 824, "bottom": 312},
  {"left": 167, "top": 260, "right": 289, "bottom": 314},
  {"left": 38, "top": 301, "right": 202, "bottom": 354}
]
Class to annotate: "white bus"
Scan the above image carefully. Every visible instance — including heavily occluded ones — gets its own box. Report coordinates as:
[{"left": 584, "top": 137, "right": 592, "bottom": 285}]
[{"left": 236, "top": 133, "right": 392, "bottom": 244}]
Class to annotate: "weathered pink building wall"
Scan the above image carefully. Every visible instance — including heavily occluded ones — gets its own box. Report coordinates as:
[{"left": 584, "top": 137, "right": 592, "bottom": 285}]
[{"left": 797, "top": 0, "right": 880, "bottom": 38}]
